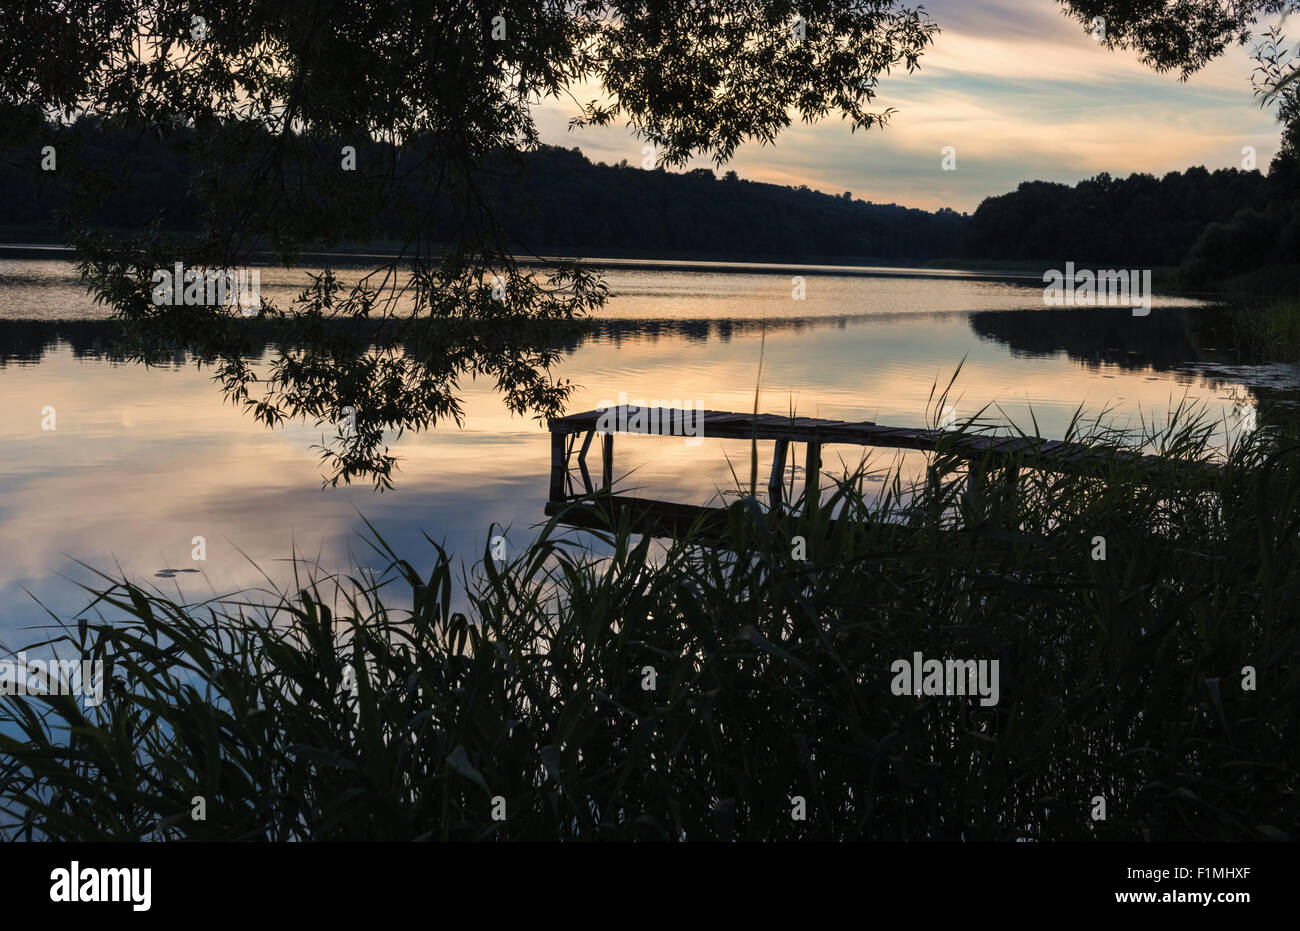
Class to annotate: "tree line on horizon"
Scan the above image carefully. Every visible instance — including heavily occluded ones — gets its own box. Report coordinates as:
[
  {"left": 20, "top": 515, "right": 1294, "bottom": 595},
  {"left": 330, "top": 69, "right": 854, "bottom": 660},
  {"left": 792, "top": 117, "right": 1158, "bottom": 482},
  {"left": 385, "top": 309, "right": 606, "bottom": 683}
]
[{"left": 0, "top": 117, "right": 1292, "bottom": 280}]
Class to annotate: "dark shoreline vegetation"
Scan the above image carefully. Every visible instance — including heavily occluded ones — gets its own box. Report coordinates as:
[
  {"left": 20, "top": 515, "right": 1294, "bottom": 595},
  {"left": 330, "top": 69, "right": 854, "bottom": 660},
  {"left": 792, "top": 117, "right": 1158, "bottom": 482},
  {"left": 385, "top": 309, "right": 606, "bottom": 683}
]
[
  {"left": 3, "top": 118, "right": 1295, "bottom": 289},
  {"left": 2, "top": 410, "right": 1297, "bottom": 841}
]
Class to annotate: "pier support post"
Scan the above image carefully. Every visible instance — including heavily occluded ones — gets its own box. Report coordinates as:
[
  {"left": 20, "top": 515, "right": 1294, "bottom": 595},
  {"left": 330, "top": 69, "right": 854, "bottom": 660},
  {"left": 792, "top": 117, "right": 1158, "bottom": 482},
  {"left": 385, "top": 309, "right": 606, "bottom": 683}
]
[
  {"left": 602, "top": 433, "right": 614, "bottom": 491},
  {"left": 804, "top": 441, "right": 821, "bottom": 514},
  {"left": 549, "top": 431, "right": 568, "bottom": 502},
  {"left": 964, "top": 464, "right": 986, "bottom": 522},
  {"left": 927, "top": 464, "right": 941, "bottom": 525},
  {"left": 770, "top": 439, "right": 789, "bottom": 509},
  {"left": 577, "top": 428, "right": 596, "bottom": 494}
]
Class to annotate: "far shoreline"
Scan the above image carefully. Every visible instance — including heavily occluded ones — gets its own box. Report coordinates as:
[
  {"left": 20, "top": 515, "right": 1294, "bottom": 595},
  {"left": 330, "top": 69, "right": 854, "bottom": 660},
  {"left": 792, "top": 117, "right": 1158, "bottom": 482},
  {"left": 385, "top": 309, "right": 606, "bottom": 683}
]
[{"left": 0, "top": 240, "right": 1195, "bottom": 289}]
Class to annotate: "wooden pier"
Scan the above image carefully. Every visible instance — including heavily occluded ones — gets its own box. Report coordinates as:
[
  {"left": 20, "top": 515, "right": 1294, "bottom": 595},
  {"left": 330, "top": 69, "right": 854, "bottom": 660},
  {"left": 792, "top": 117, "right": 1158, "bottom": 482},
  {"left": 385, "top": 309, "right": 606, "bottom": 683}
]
[{"left": 544, "top": 405, "right": 1222, "bottom": 538}]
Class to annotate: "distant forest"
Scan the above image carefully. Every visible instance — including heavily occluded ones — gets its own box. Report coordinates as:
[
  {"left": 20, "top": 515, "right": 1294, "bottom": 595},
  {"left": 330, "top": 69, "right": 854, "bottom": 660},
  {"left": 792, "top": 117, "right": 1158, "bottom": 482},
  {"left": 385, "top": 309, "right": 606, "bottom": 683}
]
[
  {"left": 962, "top": 169, "right": 1269, "bottom": 267},
  {"left": 0, "top": 118, "right": 1291, "bottom": 278}
]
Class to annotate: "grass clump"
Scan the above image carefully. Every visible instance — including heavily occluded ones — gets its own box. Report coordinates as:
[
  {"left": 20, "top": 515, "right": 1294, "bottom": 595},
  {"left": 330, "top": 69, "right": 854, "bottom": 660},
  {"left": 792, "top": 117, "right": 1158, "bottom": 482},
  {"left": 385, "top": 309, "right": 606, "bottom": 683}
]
[{"left": 1235, "top": 297, "right": 1300, "bottom": 362}]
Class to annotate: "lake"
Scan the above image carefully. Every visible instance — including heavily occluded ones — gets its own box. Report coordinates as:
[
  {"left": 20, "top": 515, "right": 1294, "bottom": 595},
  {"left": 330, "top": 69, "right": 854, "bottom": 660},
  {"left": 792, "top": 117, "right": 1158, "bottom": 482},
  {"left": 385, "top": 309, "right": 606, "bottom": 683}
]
[{"left": 1, "top": 250, "right": 1295, "bottom": 634}]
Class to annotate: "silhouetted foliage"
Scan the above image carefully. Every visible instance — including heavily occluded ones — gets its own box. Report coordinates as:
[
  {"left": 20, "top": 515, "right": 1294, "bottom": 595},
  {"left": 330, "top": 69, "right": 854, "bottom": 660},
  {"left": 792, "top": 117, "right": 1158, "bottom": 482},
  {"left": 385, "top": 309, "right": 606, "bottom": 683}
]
[
  {"left": 1058, "top": 0, "right": 1299, "bottom": 79},
  {"left": 1179, "top": 24, "right": 1300, "bottom": 288},
  {"left": 959, "top": 167, "right": 1268, "bottom": 267}
]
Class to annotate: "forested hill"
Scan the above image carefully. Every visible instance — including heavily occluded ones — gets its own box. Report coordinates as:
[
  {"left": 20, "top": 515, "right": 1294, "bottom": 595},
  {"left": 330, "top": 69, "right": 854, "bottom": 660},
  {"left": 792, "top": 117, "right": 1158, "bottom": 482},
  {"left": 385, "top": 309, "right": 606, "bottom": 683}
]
[
  {"left": 495, "top": 152, "right": 1274, "bottom": 268},
  {"left": 0, "top": 119, "right": 1278, "bottom": 271},
  {"left": 959, "top": 168, "right": 1270, "bottom": 267},
  {"left": 481, "top": 145, "right": 964, "bottom": 260},
  {"left": 0, "top": 123, "right": 965, "bottom": 262}
]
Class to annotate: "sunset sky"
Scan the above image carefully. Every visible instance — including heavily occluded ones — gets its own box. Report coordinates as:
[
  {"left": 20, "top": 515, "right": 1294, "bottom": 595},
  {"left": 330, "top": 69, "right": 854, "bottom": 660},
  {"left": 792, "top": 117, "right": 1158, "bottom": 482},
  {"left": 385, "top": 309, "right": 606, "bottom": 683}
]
[{"left": 535, "top": 0, "right": 1290, "bottom": 212}]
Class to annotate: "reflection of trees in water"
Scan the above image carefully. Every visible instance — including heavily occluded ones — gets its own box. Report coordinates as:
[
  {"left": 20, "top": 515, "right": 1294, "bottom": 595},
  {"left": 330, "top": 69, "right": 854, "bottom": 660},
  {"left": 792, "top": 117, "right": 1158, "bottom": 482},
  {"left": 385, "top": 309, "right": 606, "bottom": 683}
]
[
  {"left": 968, "top": 306, "right": 1300, "bottom": 436},
  {"left": 7, "top": 303, "right": 1298, "bottom": 478},
  {"left": 967, "top": 307, "right": 1214, "bottom": 371},
  {"left": 0, "top": 313, "right": 894, "bottom": 365},
  {"left": 0, "top": 305, "right": 1280, "bottom": 373},
  {"left": 0, "top": 313, "right": 896, "bottom": 484},
  {"left": 3, "top": 305, "right": 1284, "bottom": 375},
  {"left": 560, "top": 312, "right": 959, "bottom": 348},
  {"left": 0, "top": 310, "right": 592, "bottom": 491}
]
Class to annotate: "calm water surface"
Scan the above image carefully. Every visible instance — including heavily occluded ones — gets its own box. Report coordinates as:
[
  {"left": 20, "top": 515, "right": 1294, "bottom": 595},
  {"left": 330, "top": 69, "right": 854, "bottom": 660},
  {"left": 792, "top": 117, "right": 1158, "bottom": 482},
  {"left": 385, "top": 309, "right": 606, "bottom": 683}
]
[{"left": 1, "top": 252, "right": 1294, "bottom": 633}]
